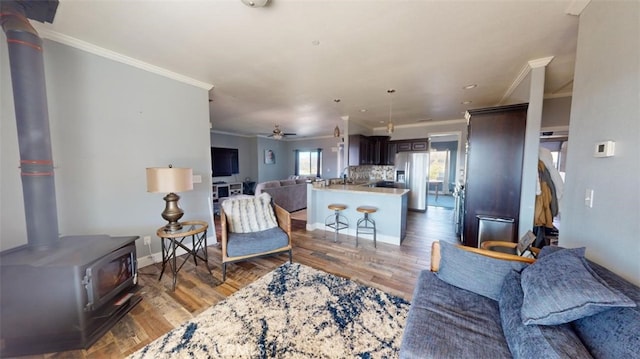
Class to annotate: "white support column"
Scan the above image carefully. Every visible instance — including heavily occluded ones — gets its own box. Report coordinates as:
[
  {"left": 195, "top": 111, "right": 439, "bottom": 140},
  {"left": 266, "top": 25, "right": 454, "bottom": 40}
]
[{"left": 518, "top": 57, "right": 553, "bottom": 238}]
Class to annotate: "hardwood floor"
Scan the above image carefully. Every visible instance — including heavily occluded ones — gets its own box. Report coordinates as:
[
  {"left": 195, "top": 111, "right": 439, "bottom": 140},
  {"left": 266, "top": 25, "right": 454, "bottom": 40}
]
[{"left": 20, "top": 207, "right": 459, "bottom": 359}]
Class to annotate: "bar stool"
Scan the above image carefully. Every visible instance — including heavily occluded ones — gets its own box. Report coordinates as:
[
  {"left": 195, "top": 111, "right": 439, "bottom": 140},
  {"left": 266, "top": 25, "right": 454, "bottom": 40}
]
[
  {"left": 325, "top": 204, "right": 349, "bottom": 242},
  {"left": 356, "top": 206, "right": 377, "bottom": 248}
]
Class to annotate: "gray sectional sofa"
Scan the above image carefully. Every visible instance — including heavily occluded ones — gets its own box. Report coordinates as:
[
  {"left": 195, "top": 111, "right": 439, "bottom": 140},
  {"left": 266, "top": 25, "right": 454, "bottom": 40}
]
[
  {"left": 400, "top": 241, "right": 639, "bottom": 359},
  {"left": 254, "top": 178, "right": 309, "bottom": 213}
]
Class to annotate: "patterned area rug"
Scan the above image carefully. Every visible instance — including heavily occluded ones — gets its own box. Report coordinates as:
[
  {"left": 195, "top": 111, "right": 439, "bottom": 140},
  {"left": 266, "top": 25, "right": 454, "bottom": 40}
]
[{"left": 129, "top": 263, "right": 410, "bottom": 358}]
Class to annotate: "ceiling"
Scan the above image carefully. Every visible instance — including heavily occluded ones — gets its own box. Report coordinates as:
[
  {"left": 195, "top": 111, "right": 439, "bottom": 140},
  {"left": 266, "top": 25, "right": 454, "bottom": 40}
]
[{"left": 33, "top": 0, "right": 581, "bottom": 139}]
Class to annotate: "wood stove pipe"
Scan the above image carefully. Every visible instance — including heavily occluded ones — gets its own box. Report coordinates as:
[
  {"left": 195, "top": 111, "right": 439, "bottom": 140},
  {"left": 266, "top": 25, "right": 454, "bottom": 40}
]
[{"left": 1, "top": 1, "right": 60, "bottom": 249}]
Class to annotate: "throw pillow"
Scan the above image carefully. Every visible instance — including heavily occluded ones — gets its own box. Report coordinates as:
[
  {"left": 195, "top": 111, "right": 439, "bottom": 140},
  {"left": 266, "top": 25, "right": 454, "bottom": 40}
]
[
  {"left": 571, "top": 261, "right": 640, "bottom": 359},
  {"left": 538, "top": 244, "right": 563, "bottom": 258},
  {"left": 520, "top": 247, "right": 636, "bottom": 325},
  {"left": 221, "top": 192, "right": 278, "bottom": 233},
  {"left": 436, "top": 241, "right": 528, "bottom": 301},
  {"left": 499, "top": 270, "right": 594, "bottom": 359}
]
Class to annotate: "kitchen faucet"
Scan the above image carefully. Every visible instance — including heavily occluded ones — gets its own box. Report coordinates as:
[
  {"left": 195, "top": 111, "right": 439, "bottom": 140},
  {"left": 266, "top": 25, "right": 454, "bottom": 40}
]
[{"left": 340, "top": 167, "right": 349, "bottom": 184}]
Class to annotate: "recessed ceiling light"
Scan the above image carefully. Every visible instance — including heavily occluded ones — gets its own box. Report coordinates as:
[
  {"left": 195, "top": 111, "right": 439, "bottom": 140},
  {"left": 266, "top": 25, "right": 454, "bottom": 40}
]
[
  {"left": 334, "top": 99, "right": 341, "bottom": 103},
  {"left": 463, "top": 84, "right": 478, "bottom": 90},
  {"left": 312, "top": 40, "right": 320, "bottom": 46},
  {"left": 360, "top": 109, "right": 367, "bottom": 112},
  {"left": 462, "top": 100, "right": 472, "bottom": 105}
]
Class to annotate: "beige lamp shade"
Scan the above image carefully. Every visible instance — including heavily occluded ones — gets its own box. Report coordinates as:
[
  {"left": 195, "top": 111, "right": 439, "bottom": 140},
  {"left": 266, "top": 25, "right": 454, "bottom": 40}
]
[{"left": 146, "top": 167, "right": 193, "bottom": 193}]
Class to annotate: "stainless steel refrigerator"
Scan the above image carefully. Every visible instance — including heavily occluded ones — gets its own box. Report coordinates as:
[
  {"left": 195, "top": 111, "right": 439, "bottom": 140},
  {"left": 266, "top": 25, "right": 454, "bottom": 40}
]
[{"left": 395, "top": 152, "right": 429, "bottom": 211}]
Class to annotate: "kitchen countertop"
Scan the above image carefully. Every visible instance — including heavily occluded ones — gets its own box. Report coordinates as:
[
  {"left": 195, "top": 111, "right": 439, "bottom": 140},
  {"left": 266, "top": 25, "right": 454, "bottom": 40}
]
[{"left": 312, "top": 183, "right": 410, "bottom": 196}]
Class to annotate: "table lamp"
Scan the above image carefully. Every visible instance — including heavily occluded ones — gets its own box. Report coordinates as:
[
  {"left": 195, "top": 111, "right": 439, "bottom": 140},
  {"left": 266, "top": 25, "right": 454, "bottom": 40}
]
[{"left": 146, "top": 165, "right": 193, "bottom": 232}]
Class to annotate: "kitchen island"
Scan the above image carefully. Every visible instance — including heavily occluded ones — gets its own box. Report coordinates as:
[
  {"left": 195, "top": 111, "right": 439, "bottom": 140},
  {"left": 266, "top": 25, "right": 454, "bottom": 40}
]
[{"left": 306, "top": 183, "right": 409, "bottom": 245}]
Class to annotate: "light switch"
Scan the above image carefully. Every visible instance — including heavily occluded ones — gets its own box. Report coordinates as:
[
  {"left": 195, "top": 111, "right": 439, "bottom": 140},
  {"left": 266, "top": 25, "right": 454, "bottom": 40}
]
[
  {"left": 585, "top": 189, "right": 594, "bottom": 208},
  {"left": 192, "top": 175, "right": 202, "bottom": 184}
]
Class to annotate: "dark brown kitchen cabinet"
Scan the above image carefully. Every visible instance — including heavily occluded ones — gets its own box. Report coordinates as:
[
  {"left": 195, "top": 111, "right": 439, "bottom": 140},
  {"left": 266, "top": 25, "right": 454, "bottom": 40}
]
[
  {"left": 396, "top": 141, "right": 412, "bottom": 151},
  {"left": 349, "top": 135, "right": 391, "bottom": 165},
  {"left": 387, "top": 142, "right": 397, "bottom": 165},
  {"left": 349, "top": 135, "right": 370, "bottom": 165},
  {"left": 462, "top": 103, "right": 528, "bottom": 248},
  {"left": 411, "top": 140, "right": 428, "bottom": 151},
  {"left": 370, "top": 136, "right": 391, "bottom": 165},
  {"left": 393, "top": 139, "right": 429, "bottom": 152}
]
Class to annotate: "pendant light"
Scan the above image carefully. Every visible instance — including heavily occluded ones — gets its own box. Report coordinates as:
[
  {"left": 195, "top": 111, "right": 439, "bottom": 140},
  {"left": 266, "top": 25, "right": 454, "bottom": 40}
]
[
  {"left": 333, "top": 98, "right": 342, "bottom": 137},
  {"left": 387, "top": 89, "right": 396, "bottom": 134}
]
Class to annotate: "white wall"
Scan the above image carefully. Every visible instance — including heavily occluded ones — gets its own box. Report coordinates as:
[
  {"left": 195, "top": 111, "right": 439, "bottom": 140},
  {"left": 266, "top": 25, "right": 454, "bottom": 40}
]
[
  {"left": 1, "top": 39, "right": 213, "bottom": 256},
  {"left": 209, "top": 132, "right": 342, "bottom": 183},
  {"left": 289, "top": 137, "right": 342, "bottom": 178},
  {"left": 542, "top": 97, "right": 571, "bottom": 129},
  {"left": 561, "top": 1, "right": 639, "bottom": 285},
  {"left": 257, "top": 137, "right": 290, "bottom": 182}
]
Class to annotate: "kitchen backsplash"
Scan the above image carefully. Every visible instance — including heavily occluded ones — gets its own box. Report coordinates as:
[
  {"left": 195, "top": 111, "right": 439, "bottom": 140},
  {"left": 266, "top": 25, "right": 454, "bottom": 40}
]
[{"left": 348, "top": 165, "right": 395, "bottom": 182}]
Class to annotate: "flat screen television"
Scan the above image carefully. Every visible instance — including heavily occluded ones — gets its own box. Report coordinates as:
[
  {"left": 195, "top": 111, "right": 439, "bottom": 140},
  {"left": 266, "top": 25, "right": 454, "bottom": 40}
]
[{"left": 211, "top": 147, "right": 239, "bottom": 177}]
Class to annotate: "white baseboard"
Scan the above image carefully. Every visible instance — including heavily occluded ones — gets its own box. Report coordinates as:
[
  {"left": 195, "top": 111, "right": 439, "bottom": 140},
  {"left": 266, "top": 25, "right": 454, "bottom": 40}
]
[{"left": 137, "top": 236, "right": 219, "bottom": 269}]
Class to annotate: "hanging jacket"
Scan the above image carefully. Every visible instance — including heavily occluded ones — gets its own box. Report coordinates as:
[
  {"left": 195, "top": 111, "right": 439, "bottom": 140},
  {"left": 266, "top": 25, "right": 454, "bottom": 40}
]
[{"left": 534, "top": 161, "right": 555, "bottom": 228}]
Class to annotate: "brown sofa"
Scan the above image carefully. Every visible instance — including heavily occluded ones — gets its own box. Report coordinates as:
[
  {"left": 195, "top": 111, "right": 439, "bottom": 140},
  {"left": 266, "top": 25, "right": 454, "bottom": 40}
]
[{"left": 254, "top": 178, "right": 308, "bottom": 212}]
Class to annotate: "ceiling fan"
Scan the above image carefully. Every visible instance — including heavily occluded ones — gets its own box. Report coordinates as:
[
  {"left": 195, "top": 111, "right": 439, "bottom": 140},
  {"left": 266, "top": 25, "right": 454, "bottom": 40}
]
[{"left": 267, "top": 124, "right": 296, "bottom": 140}]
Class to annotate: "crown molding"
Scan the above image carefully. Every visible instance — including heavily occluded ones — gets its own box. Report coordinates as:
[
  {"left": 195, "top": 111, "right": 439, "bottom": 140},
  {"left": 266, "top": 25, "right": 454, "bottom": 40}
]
[
  {"left": 528, "top": 56, "right": 554, "bottom": 69},
  {"left": 544, "top": 92, "right": 572, "bottom": 99},
  {"left": 565, "top": 0, "right": 591, "bottom": 16},
  {"left": 33, "top": 26, "right": 214, "bottom": 91},
  {"left": 287, "top": 135, "right": 336, "bottom": 141},
  {"left": 499, "top": 56, "right": 555, "bottom": 104},
  {"left": 210, "top": 130, "right": 256, "bottom": 138},
  {"left": 211, "top": 130, "right": 335, "bottom": 142},
  {"left": 373, "top": 118, "right": 467, "bottom": 132},
  {"left": 499, "top": 63, "right": 533, "bottom": 105}
]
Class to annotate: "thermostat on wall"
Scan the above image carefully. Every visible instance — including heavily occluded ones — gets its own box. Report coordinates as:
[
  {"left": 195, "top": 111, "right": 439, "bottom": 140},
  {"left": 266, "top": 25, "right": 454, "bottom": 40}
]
[{"left": 594, "top": 140, "right": 615, "bottom": 157}]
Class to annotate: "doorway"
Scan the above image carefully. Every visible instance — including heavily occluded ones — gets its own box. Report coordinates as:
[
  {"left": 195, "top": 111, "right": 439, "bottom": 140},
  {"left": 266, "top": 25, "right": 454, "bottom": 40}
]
[
  {"left": 427, "top": 133, "right": 461, "bottom": 209},
  {"left": 537, "top": 132, "right": 568, "bottom": 246},
  {"left": 428, "top": 149, "right": 454, "bottom": 208}
]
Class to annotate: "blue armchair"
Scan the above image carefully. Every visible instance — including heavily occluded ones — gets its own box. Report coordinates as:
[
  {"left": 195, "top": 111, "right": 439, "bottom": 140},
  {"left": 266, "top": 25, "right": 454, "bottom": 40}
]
[{"left": 220, "top": 193, "right": 292, "bottom": 281}]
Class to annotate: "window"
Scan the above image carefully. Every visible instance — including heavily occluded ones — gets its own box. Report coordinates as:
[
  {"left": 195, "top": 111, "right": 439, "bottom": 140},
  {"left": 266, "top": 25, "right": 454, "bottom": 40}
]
[
  {"left": 429, "top": 150, "right": 450, "bottom": 194},
  {"left": 428, "top": 139, "right": 458, "bottom": 194},
  {"left": 429, "top": 150, "right": 449, "bottom": 183},
  {"left": 540, "top": 139, "right": 567, "bottom": 181},
  {"left": 295, "top": 149, "right": 322, "bottom": 177}
]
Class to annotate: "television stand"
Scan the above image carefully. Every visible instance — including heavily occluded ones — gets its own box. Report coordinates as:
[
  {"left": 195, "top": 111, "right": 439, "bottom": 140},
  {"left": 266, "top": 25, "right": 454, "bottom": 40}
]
[{"left": 212, "top": 182, "right": 244, "bottom": 209}]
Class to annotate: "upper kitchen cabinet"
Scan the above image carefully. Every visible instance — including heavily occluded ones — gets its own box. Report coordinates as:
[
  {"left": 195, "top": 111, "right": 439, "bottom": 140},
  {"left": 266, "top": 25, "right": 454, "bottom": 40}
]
[
  {"left": 349, "top": 135, "right": 391, "bottom": 165},
  {"left": 370, "top": 136, "right": 391, "bottom": 165},
  {"left": 349, "top": 135, "right": 370, "bottom": 166},
  {"left": 387, "top": 141, "right": 397, "bottom": 165},
  {"left": 394, "top": 139, "right": 429, "bottom": 152},
  {"left": 462, "top": 103, "right": 528, "bottom": 248}
]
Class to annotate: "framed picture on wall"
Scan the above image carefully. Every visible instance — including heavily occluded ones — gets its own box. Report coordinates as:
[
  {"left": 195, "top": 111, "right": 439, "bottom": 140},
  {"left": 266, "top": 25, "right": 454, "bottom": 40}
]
[{"left": 265, "top": 149, "right": 276, "bottom": 164}]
